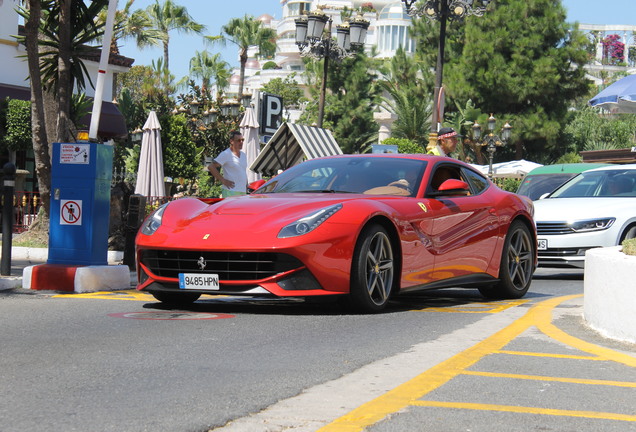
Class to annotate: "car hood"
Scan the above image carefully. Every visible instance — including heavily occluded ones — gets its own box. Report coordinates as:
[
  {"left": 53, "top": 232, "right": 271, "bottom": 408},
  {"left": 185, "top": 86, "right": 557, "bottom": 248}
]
[
  {"left": 146, "top": 194, "right": 382, "bottom": 249},
  {"left": 533, "top": 197, "right": 634, "bottom": 222}
]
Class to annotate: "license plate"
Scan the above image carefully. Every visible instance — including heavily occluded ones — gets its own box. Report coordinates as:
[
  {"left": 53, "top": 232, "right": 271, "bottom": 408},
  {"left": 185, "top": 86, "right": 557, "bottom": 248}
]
[
  {"left": 537, "top": 239, "right": 548, "bottom": 250},
  {"left": 178, "top": 273, "right": 219, "bottom": 290}
]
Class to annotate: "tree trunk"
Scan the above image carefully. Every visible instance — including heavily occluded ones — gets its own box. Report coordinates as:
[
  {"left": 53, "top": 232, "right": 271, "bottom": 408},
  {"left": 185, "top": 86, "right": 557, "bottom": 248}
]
[
  {"left": 25, "top": 0, "right": 51, "bottom": 219},
  {"left": 55, "top": 0, "right": 72, "bottom": 143},
  {"left": 238, "top": 47, "right": 248, "bottom": 101}
]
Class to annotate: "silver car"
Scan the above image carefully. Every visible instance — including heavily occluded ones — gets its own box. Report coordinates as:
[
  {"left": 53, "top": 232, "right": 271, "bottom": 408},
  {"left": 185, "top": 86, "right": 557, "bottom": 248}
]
[{"left": 533, "top": 164, "right": 636, "bottom": 268}]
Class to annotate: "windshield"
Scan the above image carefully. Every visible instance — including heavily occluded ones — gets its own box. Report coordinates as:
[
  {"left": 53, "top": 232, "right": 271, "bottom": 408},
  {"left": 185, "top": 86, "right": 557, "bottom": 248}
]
[
  {"left": 255, "top": 157, "right": 427, "bottom": 197},
  {"left": 549, "top": 169, "right": 636, "bottom": 198},
  {"left": 516, "top": 174, "right": 574, "bottom": 200}
]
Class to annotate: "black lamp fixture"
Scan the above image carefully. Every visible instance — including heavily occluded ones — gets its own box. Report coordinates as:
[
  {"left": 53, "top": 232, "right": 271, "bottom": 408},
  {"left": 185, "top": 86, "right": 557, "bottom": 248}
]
[
  {"left": 190, "top": 99, "right": 201, "bottom": 115},
  {"left": 295, "top": 8, "right": 369, "bottom": 128},
  {"left": 131, "top": 127, "right": 143, "bottom": 143},
  {"left": 401, "top": 0, "right": 491, "bottom": 150},
  {"left": 472, "top": 114, "right": 512, "bottom": 179},
  {"left": 241, "top": 93, "right": 252, "bottom": 108}
]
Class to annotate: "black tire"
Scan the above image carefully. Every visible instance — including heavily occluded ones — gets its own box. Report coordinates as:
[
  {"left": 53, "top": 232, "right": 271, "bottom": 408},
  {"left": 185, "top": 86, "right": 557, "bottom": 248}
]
[
  {"left": 349, "top": 224, "right": 395, "bottom": 313},
  {"left": 479, "top": 220, "right": 534, "bottom": 299},
  {"left": 150, "top": 291, "right": 201, "bottom": 305},
  {"left": 620, "top": 225, "right": 636, "bottom": 243}
]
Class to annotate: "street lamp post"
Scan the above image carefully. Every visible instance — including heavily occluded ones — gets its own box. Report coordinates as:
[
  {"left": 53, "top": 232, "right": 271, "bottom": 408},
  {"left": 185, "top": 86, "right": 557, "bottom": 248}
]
[
  {"left": 401, "top": 0, "right": 490, "bottom": 149},
  {"left": 472, "top": 114, "right": 512, "bottom": 179},
  {"left": 295, "top": 9, "right": 369, "bottom": 128}
]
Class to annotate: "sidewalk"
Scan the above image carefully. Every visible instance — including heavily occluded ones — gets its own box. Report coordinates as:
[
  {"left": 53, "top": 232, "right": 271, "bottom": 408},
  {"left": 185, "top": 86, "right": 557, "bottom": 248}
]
[{"left": 0, "top": 247, "right": 134, "bottom": 291}]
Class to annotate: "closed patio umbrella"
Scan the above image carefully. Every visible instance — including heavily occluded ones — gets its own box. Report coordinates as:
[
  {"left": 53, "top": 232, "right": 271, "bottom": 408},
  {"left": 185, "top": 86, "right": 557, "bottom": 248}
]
[
  {"left": 240, "top": 107, "right": 261, "bottom": 183},
  {"left": 134, "top": 110, "right": 165, "bottom": 198}
]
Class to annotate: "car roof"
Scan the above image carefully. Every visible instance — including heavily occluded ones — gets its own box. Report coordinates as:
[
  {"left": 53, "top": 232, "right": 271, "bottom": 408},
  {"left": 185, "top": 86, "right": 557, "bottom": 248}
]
[
  {"left": 524, "top": 163, "right": 610, "bottom": 176},
  {"left": 583, "top": 163, "right": 636, "bottom": 173}
]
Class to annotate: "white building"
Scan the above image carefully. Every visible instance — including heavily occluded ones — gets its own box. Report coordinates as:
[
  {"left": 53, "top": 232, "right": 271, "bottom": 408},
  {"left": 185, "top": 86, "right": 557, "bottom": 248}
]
[{"left": 225, "top": 1, "right": 415, "bottom": 99}]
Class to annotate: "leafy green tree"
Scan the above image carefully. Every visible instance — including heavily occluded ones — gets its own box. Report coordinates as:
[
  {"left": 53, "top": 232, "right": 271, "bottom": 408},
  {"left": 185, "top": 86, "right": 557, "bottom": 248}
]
[
  {"left": 564, "top": 107, "right": 636, "bottom": 152},
  {"left": 209, "top": 15, "right": 277, "bottom": 98},
  {"left": 378, "top": 47, "right": 432, "bottom": 148},
  {"left": 0, "top": 99, "right": 32, "bottom": 153},
  {"left": 412, "top": 0, "right": 591, "bottom": 163},
  {"left": 447, "top": 0, "right": 591, "bottom": 162},
  {"left": 160, "top": 113, "right": 199, "bottom": 181},
  {"left": 261, "top": 74, "right": 304, "bottom": 110},
  {"left": 300, "top": 53, "right": 380, "bottom": 154}
]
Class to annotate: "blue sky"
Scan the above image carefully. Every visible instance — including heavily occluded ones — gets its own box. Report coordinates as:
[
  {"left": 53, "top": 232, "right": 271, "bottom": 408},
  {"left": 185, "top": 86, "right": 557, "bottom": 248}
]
[{"left": 118, "top": 0, "right": 636, "bottom": 81}]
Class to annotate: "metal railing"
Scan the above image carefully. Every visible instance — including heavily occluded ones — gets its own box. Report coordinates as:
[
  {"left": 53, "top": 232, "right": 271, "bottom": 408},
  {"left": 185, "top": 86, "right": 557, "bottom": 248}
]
[
  {"left": 10, "top": 191, "right": 178, "bottom": 234},
  {"left": 13, "top": 191, "right": 41, "bottom": 233}
]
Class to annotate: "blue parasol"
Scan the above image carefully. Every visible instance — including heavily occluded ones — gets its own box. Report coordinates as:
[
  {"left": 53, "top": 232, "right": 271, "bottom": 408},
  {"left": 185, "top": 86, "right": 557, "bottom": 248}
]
[{"left": 588, "top": 74, "right": 636, "bottom": 113}]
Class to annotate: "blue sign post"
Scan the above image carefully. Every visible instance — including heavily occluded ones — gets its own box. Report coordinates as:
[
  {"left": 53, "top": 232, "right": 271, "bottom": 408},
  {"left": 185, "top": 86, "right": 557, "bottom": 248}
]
[{"left": 48, "top": 142, "right": 113, "bottom": 265}]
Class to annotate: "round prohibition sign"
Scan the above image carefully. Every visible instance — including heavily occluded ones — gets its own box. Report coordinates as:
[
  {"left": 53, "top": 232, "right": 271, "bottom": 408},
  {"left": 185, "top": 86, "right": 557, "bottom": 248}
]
[
  {"left": 108, "top": 311, "right": 234, "bottom": 320},
  {"left": 61, "top": 200, "right": 81, "bottom": 224}
]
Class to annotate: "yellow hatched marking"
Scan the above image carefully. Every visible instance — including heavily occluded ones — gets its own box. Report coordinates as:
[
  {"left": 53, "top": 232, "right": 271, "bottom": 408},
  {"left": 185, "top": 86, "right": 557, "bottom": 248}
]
[
  {"left": 411, "top": 401, "right": 636, "bottom": 422},
  {"left": 462, "top": 370, "right": 636, "bottom": 388},
  {"left": 495, "top": 350, "right": 603, "bottom": 361},
  {"left": 414, "top": 299, "right": 529, "bottom": 314},
  {"left": 319, "top": 295, "right": 636, "bottom": 432}
]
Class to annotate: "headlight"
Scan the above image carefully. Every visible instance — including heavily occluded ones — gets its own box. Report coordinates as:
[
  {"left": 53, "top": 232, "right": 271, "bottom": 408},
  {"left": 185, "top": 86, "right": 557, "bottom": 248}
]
[
  {"left": 278, "top": 204, "right": 342, "bottom": 238},
  {"left": 569, "top": 218, "right": 615, "bottom": 233},
  {"left": 140, "top": 204, "right": 168, "bottom": 235}
]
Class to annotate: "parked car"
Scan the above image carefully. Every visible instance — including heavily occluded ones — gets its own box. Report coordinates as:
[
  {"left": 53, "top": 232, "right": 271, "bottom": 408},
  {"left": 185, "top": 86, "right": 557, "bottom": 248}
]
[
  {"left": 533, "top": 164, "right": 636, "bottom": 268},
  {"left": 136, "top": 154, "right": 537, "bottom": 312},
  {"left": 516, "top": 163, "right": 609, "bottom": 200}
]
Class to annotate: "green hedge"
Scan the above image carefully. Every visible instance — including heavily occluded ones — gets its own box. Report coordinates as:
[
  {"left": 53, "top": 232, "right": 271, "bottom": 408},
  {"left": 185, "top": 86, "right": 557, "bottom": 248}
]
[{"left": 1, "top": 98, "right": 32, "bottom": 152}]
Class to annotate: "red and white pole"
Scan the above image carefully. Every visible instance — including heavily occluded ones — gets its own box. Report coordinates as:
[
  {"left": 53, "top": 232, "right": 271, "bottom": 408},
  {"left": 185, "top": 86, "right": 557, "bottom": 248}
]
[{"left": 88, "top": 0, "right": 118, "bottom": 141}]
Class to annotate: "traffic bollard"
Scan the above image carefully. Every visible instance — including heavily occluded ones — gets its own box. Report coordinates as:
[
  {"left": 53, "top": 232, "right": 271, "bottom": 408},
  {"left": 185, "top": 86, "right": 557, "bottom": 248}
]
[{"left": 1, "top": 162, "right": 16, "bottom": 275}]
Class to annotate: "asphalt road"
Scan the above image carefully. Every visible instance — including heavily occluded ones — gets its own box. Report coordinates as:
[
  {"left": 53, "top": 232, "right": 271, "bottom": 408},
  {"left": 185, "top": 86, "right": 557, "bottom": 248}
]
[{"left": 0, "top": 268, "right": 634, "bottom": 432}]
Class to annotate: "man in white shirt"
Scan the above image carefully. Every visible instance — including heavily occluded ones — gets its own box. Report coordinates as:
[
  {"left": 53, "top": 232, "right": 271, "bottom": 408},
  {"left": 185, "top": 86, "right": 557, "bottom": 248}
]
[{"left": 207, "top": 131, "right": 248, "bottom": 197}]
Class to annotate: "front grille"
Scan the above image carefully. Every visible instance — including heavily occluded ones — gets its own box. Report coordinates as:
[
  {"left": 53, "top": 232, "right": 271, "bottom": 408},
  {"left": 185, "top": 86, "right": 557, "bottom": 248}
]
[
  {"left": 538, "top": 248, "right": 582, "bottom": 258},
  {"left": 140, "top": 250, "right": 304, "bottom": 281},
  {"left": 536, "top": 222, "right": 574, "bottom": 235}
]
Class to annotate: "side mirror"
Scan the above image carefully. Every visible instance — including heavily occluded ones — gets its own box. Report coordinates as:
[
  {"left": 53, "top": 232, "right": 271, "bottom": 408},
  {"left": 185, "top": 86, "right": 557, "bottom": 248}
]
[
  {"left": 430, "top": 179, "right": 470, "bottom": 197},
  {"left": 248, "top": 179, "right": 267, "bottom": 193}
]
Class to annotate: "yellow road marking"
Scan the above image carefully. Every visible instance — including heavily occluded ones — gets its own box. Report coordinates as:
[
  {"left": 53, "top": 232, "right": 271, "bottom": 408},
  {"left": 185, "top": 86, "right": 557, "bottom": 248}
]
[
  {"left": 412, "top": 299, "right": 529, "bottom": 314},
  {"left": 319, "top": 295, "right": 636, "bottom": 431},
  {"left": 412, "top": 401, "right": 636, "bottom": 422},
  {"left": 494, "top": 350, "right": 603, "bottom": 361},
  {"left": 462, "top": 370, "right": 636, "bottom": 388},
  {"left": 54, "top": 290, "right": 154, "bottom": 301}
]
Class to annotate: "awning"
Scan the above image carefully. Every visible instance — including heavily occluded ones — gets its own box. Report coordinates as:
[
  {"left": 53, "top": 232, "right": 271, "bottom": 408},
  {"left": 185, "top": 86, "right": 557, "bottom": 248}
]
[
  {"left": 581, "top": 148, "right": 636, "bottom": 164},
  {"left": 0, "top": 83, "right": 127, "bottom": 140},
  {"left": 250, "top": 123, "right": 342, "bottom": 176}
]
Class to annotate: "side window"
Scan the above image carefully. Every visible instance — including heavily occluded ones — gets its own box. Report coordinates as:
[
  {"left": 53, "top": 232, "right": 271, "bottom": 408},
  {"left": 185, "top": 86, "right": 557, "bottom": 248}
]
[
  {"left": 462, "top": 168, "right": 489, "bottom": 195},
  {"left": 429, "top": 165, "right": 462, "bottom": 191}
]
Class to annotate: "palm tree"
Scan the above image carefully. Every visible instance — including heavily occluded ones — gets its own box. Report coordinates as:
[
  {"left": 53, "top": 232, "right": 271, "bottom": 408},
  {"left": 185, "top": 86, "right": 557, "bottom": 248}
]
[
  {"left": 142, "top": 0, "right": 205, "bottom": 72},
  {"left": 17, "top": 0, "right": 108, "bottom": 222},
  {"left": 379, "top": 47, "right": 432, "bottom": 148},
  {"left": 208, "top": 15, "right": 277, "bottom": 98},
  {"left": 189, "top": 50, "right": 230, "bottom": 96},
  {"left": 97, "top": 0, "right": 163, "bottom": 52}
]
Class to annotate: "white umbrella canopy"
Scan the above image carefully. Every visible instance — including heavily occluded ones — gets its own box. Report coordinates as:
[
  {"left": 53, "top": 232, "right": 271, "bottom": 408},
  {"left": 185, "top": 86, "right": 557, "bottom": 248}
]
[
  {"left": 589, "top": 74, "right": 636, "bottom": 113},
  {"left": 134, "top": 110, "right": 165, "bottom": 198},
  {"left": 471, "top": 159, "right": 543, "bottom": 178},
  {"left": 240, "top": 107, "right": 261, "bottom": 183}
]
